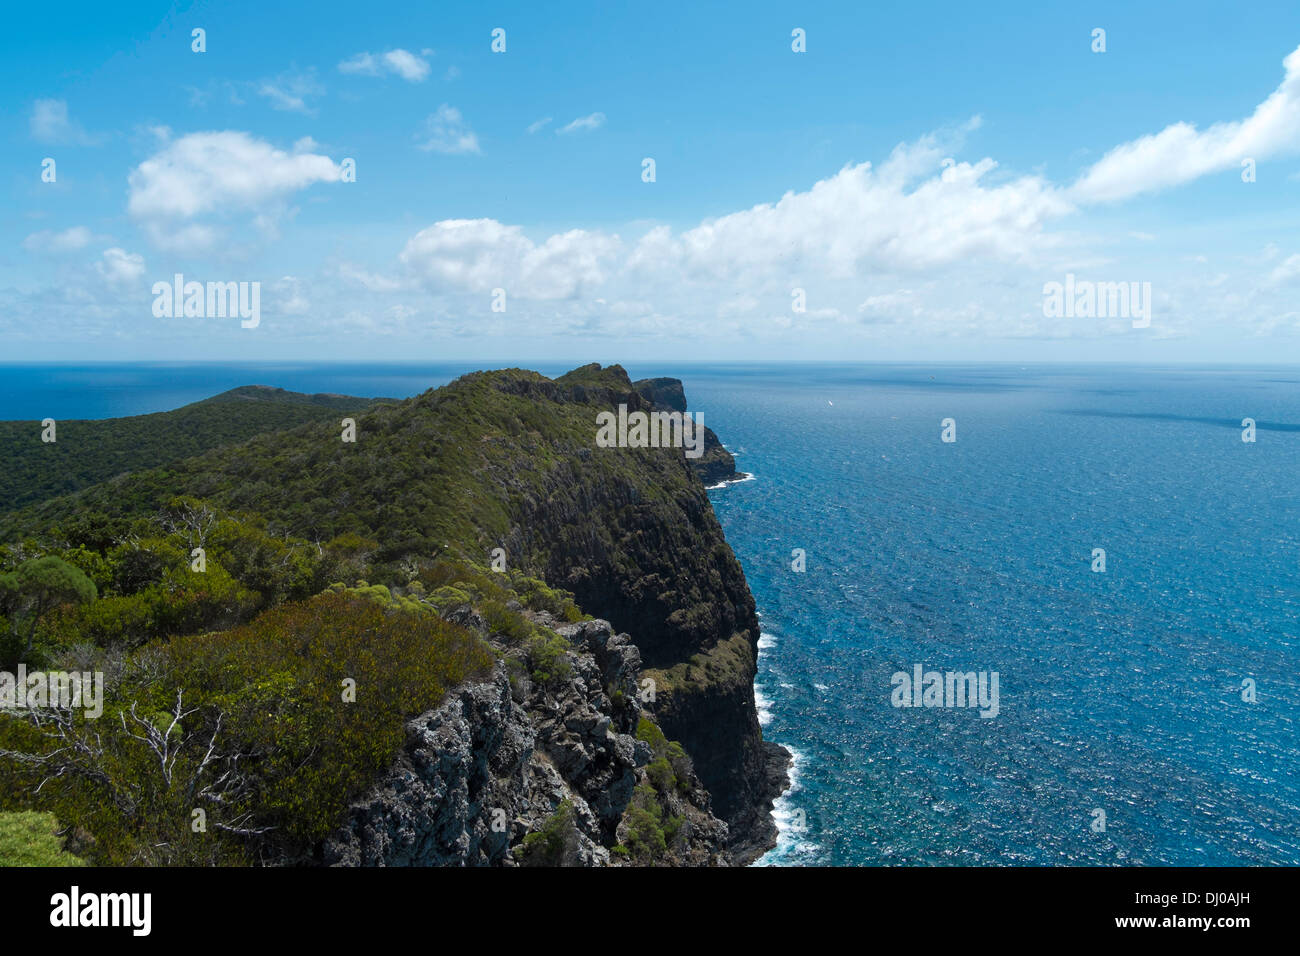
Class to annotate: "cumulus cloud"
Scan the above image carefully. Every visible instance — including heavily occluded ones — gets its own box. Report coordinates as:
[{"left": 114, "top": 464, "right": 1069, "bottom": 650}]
[
  {"left": 127, "top": 131, "right": 344, "bottom": 249},
  {"left": 23, "top": 226, "right": 93, "bottom": 253},
  {"left": 391, "top": 120, "right": 1075, "bottom": 319},
  {"left": 416, "top": 105, "right": 480, "bottom": 154},
  {"left": 30, "top": 99, "right": 98, "bottom": 145},
  {"left": 339, "top": 48, "right": 431, "bottom": 82},
  {"left": 96, "top": 248, "right": 146, "bottom": 286},
  {"left": 558, "top": 112, "right": 606, "bottom": 134},
  {"left": 627, "top": 129, "right": 1072, "bottom": 283},
  {"left": 399, "top": 219, "right": 620, "bottom": 299},
  {"left": 379, "top": 95, "right": 1300, "bottom": 347},
  {"left": 74, "top": 47, "right": 1300, "bottom": 351},
  {"left": 1073, "top": 44, "right": 1300, "bottom": 202}
]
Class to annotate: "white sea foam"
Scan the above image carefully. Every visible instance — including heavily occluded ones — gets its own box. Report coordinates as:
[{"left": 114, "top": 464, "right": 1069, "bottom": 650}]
[
  {"left": 753, "top": 683, "right": 772, "bottom": 727},
  {"left": 705, "top": 472, "right": 757, "bottom": 491},
  {"left": 752, "top": 747, "right": 820, "bottom": 867}
]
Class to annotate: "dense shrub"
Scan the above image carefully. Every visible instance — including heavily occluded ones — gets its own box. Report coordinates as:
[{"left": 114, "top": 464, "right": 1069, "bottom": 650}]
[
  {"left": 0, "top": 591, "right": 495, "bottom": 864},
  {"left": 0, "top": 812, "right": 86, "bottom": 866},
  {"left": 515, "top": 799, "right": 579, "bottom": 866}
]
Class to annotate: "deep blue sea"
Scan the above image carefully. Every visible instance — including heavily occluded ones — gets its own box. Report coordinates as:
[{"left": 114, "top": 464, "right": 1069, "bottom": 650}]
[{"left": 3, "top": 362, "right": 1298, "bottom": 865}]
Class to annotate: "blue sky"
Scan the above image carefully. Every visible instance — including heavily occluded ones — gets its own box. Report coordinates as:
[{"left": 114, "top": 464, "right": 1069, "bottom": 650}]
[{"left": 4, "top": 0, "right": 1300, "bottom": 362}]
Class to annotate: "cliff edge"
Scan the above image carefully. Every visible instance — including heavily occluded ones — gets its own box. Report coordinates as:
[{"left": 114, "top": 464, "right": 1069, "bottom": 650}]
[{"left": 0, "top": 363, "right": 789, "bottom": 864}]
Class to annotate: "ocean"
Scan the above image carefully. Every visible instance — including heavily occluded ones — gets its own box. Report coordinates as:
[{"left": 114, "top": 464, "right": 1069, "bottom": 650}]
[
  {"left": 691, "top": 364, "right": 1300, "bottom": 866},
  {"left": 3, "top": 362, "right": 1297, "bottom": 865}
]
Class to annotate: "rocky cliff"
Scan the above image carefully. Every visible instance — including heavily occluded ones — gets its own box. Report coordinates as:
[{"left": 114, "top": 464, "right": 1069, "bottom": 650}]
[
  {"left": 319, "top": 365, "right": 787, "bottom": 862},
  {"left": 632, "top": 376, "right": 750, "bottom": 487},
  {"left": 484, "top": 366, "right": 788, "bottom": 855},
  {"left": 322, "top": 615, "right": 730, "bottom": 866},
  {"left": 3, "top": 363, "right": 789, "bottom": 864}
]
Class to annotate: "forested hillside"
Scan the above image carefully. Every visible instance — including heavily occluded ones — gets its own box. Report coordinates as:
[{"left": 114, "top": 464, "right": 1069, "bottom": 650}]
[
  {"left": 0, "top": 365, "right": 785, "bottom": 866},
  {"left": 0, "top": 386, "right": 388, "bottom": 515}
]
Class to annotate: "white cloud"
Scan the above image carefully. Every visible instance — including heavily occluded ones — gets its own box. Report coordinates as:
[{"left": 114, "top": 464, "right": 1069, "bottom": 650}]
[
  {"left": 30, "top": 99, "right": 98, "bottom": 145},
  {"left": 627, "top": 131, "right": 1072, "bottom": 283},
  {"left": 399, "top": 219, "right": 620, "bottom": 299},
  {"left": 382, "top": 49, "right": 431, "bottom": 82},
  {"left": 339, "top": 48, "right": 431, "bottom": 82},
  {"left": 416, "top": 105, "right": 480, "bottom": 154},
  {"left": 257, "top": 69, "right": 324, "bottom": 114},
  {"left": 273, "top": 276, "right": 310, "bottom": 315},
  {"left": 335, "top": 262, "right": 410, "bottom": 292},
  {"left": 1072, "top": 44, "right": 1300, "bottom": 202},
  {"left": 127, "top": 131, "right": 344, "bottom": 250},
  {"left": 23, "top": 226, "right": 93, "bottom": 253},
  {"left": 390, "top": 120, "right": 1075, "bottom": 326},
  {"left": 558, "top": 112, "right": 606, "bottom": 134},
  {"left": 858, "top": 290, "right": 917, "bottom": 321},
  {"left": 43, "top": 49, "right": 1298, "bottom": 355},
  {"left": 1268, "top": 253, "right": 1300, "bottom": 284},
  {"left": 96, "top": 248, "right": 146, "bottom": 286},
  {"left": 372, "top": 105, "right": 1300, "bottom": 348}
]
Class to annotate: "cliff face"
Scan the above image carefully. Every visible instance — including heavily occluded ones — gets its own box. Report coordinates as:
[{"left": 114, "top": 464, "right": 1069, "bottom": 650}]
[
  {"left": 5, "top": 363, "right": 788, "bottom": 862},
  {"left": 479, "top": 366, "right": 787, "bottom": 853},
  {"left": 322, "top": 617, "right": 730, "bottom": 866},
  {"left": 632, "top": 376, "right": 749, "bottom": 487},
  {"left": 319, "top": 364, "right": 786, "bottom": 857}
]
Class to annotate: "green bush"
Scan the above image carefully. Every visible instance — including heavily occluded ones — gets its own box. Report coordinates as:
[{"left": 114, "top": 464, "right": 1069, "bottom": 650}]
[
  {"left": 515, "top": 799, "right": 577, "bottom": 866},
  {"left": 636, "top": 717, "right": 692, "bottom": 794},
  {"left": 480, "top": 599, "right": 535, "bottom": 645},
  {"left": 0, "top": 812, "right": 85, "bottom": 866},
  {"left": 527, "top": 630, "right": 572, "bottom": 688},
  {"left": 0, "top": 556, "right": 98, "bottom": 666},
  {"left": 0, "top": 591, "right": 496, "bottom": 864},
  {"left": 623, "top": 784, "right": 670, "bottom": 862}
]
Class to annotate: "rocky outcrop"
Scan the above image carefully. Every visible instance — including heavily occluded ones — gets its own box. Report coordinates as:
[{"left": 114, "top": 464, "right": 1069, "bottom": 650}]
[
  {"left": 503, "top": 366, "right": 784, "bottom": 858},
  {"left": 321, "top": 617, "right": 730, "bottom": 866},
  {"left": 468, "top": 365, "right": 787, "bottom": 858},
  {"left": 321, "top": 665, "right": 557, "bottom": 866},
  {"left": 632, "top": 376, "right": 749, "bottom": 487},
  {"left": 25, "top": 360, "right": 790, "bottom": 864}
]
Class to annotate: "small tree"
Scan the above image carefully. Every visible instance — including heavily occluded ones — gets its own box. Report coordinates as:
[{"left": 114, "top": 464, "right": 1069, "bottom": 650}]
[{"left": 0, "top": 556, "right": 97, "bottom": 665}]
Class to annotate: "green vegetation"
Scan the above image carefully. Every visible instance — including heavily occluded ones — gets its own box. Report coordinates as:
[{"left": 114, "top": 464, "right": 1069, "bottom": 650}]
[
  {"left": 0, "top": 498, "right": 343, "bottom": 666},
  {"left": 637, "top": 717, "right": 693, "bottom": 796},
  {"left": 514, "top": 799, "right": 578, "bottom": 867},
  {"left": 0, "top": 591, "right": 494, "bottom": 864},
  {"left": 621, "top": 783, "right": 683, "bottom": 863},
  {"left": 0, "top": 366, "right": 735, "bottom": 674},
  {"left": 0, "top": 386, "right": 386, "bottom": 516},
  {"left": 0, "top": 811, "right": 86, "bottom": 866},
  {"left": 642, "top": 631, "right": 756, "bottom": 697},
  {"left": 612, "top": 717, "right": 691, "bottom": 863},
  {"left": 0, "top": 364, "right": 749, "bottom": 866},
  {"left": 0, "top": 487, "right": 583, "bottom": 864},
  {"left": 0, "top": 556, "right": 97, "bottom": 666},
  {"left": 526, "top": 629, "right": 572, "bottom": 688}
]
